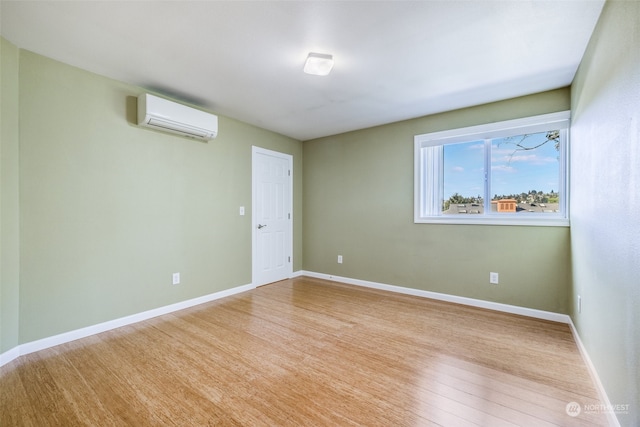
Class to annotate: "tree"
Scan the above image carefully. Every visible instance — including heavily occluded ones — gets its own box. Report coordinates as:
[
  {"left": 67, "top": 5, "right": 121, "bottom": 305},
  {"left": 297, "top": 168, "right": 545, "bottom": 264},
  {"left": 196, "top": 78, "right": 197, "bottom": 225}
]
[{"left": 499, "top": 130, "right": 561, "bottom": 164}]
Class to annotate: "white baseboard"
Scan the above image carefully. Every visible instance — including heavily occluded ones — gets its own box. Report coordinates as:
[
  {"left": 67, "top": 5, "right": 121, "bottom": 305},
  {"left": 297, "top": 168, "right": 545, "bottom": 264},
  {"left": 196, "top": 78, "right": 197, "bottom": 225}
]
[
  {"left": 300, "top": 270, "right": 570, "bottom": 323},
  {"left": 0, "top": 283, "right": 254, "bottom": 368},
  {"left": 0, "top": 346, "right": 21, "bottom": 367},
  {"left": 568, "top": 319, "right": 621, "bottom": 427}
]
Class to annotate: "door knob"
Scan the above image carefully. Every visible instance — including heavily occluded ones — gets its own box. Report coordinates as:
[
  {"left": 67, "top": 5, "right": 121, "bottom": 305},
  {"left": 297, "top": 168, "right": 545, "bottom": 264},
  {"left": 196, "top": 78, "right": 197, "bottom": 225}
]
[{"left": 257, "top": 224, "right": 267, "bottom": 229}]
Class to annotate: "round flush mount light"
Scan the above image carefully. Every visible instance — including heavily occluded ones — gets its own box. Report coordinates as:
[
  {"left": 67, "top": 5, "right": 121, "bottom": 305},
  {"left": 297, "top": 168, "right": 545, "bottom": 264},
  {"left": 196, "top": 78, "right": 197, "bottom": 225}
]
[{"left": 303, "top": 52, "right": 334, "bottom": 76}]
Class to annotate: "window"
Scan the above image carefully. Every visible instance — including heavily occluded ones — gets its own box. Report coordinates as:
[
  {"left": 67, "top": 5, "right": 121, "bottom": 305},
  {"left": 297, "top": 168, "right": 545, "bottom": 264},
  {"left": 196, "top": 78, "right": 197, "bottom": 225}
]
[{"left": 414, "top": 111, "right": 570, "bottom": 226}]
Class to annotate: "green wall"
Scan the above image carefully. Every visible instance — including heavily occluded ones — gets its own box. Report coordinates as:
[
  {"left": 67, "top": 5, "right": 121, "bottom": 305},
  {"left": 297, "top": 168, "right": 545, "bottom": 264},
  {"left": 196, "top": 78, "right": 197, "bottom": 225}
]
[
  {"left": 303, "top": 88, "right": 572, "bottom": 313},
  {"left": 5, "top": 46, "right": 301, "bottom": 346},
  {"left": 1, "top": 38, "right": 21, "bottom": 353},
  {"left": 570, "top": 1, "right": 639, "bottom": 425}
]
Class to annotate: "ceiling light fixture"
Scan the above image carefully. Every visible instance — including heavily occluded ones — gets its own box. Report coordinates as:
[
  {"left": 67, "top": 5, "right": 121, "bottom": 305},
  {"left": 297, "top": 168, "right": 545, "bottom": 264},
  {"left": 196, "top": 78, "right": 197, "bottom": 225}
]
[{"left": 303, "top": 52, "right": 334, "bottom": 76}]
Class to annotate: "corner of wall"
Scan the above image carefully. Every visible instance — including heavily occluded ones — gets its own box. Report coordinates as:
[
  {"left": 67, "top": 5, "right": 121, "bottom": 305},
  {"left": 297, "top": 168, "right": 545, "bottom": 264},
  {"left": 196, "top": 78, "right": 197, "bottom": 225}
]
[{"left": 1, "top": 36, "right": 21, "bottom": 354}]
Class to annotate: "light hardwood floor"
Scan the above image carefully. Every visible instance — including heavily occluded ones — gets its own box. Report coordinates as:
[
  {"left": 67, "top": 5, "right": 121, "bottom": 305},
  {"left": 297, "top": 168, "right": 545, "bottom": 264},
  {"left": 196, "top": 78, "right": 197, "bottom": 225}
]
[{"left": 1, "top": 277, "right": 608, "bottom": 426}]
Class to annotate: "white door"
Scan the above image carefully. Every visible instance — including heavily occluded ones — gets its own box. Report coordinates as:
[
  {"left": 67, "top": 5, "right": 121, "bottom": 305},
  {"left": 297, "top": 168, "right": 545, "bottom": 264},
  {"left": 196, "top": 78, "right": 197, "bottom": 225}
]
[{"left": 252, "top": 147, "right": 293, "bottom": 287}]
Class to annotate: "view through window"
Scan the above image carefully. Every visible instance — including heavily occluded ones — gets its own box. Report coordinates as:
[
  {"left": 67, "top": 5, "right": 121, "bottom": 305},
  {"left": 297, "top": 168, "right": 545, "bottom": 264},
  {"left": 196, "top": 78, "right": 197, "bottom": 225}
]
[
  {"left": 414, "top": 112, "right": 569, "bottom": 225},
  {"left": 443, "top": 131, "right": 562, "bottom": 214}
]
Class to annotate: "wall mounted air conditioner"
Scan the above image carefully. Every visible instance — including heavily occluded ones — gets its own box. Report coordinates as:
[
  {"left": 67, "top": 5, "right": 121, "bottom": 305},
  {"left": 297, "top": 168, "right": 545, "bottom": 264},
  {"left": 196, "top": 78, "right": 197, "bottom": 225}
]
[{"left": 137, "top": 93, "right": 218, "bottom": 140}]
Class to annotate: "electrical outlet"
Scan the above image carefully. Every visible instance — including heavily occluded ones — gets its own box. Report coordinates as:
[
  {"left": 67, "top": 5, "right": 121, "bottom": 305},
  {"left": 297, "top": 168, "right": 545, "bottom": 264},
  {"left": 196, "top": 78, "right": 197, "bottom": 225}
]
[
  {"left": 239, "top": 206, "right": 245, "bottom": 216},
  {"left": 337, "top": 255, "right": 343, "bottom": 264},
  {"left": 172, "top": 272, "right": 180, "bottom": 285},
  {"left": 489, "top": 272, "right": 499, "bottom": 284}
]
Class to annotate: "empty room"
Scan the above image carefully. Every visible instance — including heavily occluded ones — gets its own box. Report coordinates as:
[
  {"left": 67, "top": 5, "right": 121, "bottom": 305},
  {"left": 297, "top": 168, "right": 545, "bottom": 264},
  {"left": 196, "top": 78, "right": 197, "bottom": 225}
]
[{"left": 1, "top": 1, "right": 638, "bottom": 426}]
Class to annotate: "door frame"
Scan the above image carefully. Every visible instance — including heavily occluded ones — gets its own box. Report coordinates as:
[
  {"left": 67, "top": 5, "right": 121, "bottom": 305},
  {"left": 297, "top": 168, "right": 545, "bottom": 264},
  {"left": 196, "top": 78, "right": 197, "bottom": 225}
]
[{"left": 251, "top": 146, "right": 293, "bottom": 287}]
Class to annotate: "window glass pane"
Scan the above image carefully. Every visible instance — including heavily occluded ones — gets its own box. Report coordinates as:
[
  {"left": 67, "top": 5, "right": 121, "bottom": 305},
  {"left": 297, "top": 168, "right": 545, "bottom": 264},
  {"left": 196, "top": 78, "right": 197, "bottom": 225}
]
[
  {"left": 442, "top": 140, "right": 484, "bottom": 214},
  {"left": 491, "top": 130, "right": 561, "bottom": 214}
]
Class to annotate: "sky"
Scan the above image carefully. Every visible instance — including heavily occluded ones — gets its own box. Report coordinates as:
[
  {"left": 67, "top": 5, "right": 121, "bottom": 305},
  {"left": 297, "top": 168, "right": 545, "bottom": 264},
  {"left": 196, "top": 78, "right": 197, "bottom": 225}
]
[{"left": 442, "top": 131, "right": 561, "bottom": 200}]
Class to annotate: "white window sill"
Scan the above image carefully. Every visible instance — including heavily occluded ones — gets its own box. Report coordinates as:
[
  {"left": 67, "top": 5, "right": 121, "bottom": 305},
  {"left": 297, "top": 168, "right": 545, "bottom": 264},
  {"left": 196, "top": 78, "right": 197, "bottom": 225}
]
[{"left": 414, "top": 216, "right": 570, "bottom": 227}]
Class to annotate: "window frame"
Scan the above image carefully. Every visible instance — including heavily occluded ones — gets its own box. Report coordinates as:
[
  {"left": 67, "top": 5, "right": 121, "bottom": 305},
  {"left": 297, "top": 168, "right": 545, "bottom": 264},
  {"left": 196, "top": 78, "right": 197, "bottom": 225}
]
[{"left": 414, "top": 111, "right": 570, "bottom": 226}]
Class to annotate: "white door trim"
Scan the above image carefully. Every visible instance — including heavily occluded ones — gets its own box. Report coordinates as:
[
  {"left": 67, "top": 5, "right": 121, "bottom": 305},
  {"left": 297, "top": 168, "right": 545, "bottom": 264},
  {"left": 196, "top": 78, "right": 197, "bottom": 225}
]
[{"left": 252, "top": 146, "right": 293, "bottom": 287}]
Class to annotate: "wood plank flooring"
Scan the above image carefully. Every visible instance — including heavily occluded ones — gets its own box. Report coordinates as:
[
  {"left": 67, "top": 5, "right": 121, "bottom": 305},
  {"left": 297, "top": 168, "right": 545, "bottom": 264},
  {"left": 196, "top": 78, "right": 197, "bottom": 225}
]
[{"left": 1, "top": 277, "right": 609, "bottom": 426}]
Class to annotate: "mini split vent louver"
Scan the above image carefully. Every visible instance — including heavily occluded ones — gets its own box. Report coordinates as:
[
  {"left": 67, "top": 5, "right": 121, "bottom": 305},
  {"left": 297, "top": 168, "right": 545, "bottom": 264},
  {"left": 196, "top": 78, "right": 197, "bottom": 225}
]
[{"left": 137, "top": 93, "right": 218, "bottom": 140}]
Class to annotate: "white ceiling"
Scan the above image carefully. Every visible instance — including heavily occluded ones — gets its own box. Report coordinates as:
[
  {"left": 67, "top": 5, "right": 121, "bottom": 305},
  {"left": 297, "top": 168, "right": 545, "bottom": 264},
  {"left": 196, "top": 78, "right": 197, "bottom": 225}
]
[{"left": 1, "top": 1, "right": 604, "bottom": 141}]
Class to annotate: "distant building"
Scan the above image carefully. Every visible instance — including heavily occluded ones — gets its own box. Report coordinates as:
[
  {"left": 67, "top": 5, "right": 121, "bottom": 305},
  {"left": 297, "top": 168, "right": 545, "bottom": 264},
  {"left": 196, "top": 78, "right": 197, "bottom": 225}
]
[{"left": 493, "top": 199, "right": 517, "bottom": 212}]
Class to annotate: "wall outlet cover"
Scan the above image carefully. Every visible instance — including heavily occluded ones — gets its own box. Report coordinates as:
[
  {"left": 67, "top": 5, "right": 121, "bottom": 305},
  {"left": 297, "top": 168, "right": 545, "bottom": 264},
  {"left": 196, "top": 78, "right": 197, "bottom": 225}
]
[{"left": 489, "top": 272, "right": 499, "bottom": 284}]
